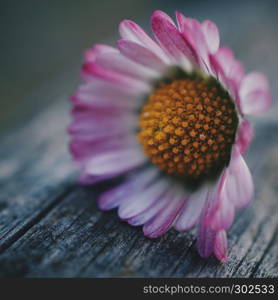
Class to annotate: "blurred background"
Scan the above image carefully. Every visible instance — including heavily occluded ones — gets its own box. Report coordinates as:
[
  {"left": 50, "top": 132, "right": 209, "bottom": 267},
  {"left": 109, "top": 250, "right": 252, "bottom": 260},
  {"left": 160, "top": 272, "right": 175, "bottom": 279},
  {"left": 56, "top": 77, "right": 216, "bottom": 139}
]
[{"left": 0, "top": 0, "right": 277, "bottom": 137}]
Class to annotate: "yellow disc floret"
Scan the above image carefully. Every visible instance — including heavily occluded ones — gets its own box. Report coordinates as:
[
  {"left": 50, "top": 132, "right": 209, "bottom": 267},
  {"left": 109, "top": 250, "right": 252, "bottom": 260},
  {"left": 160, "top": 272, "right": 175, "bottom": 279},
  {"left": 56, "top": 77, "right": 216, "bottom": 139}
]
[{"left": 138, "top": 77, "right": 238, "bottom": 179}]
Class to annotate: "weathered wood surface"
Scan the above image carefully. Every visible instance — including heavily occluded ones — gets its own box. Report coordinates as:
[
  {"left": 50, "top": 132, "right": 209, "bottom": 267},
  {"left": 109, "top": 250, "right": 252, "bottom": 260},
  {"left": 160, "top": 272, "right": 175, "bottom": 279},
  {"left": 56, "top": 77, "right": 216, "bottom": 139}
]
[{"left": 0, "top": 0, "right": 277, "bottom": 277}]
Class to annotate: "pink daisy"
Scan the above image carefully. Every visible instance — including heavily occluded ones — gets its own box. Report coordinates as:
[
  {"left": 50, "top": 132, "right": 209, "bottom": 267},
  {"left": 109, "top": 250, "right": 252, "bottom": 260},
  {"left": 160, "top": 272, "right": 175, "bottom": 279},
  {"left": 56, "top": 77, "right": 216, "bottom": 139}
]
[{"left": 68, "top": 11, "right": 272, "bottom": 263}]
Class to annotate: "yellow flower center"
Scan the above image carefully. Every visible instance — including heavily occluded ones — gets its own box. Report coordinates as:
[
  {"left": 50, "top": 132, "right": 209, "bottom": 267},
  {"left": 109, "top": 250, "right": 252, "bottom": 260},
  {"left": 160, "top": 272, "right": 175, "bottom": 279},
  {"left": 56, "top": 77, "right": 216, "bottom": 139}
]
[{"left": 138, "top": 77, "right": 238, "bottom": 179}]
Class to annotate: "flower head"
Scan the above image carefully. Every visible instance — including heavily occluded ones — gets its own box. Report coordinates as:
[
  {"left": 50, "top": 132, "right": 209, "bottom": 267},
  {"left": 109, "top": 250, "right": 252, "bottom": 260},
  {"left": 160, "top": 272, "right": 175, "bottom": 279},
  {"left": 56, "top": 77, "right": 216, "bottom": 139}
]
[{"left": 68, "top": 11, "right": 271, "bottom": 263}]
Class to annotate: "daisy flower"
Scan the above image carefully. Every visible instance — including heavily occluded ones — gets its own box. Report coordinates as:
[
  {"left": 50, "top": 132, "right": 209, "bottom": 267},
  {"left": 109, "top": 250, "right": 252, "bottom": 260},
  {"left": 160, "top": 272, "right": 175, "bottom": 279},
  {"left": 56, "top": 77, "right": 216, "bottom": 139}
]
[{"left": 68, "top": 10, "right": 271, "bottom": 263}]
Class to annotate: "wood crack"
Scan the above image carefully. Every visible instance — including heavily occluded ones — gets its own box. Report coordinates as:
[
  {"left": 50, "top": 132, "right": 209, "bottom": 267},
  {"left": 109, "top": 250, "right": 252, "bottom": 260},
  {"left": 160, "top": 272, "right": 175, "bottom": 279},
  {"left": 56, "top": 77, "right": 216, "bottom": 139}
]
[
  {"left": 250, "top": 229, "right": 277, "bottom": 278},
  {"left": 0, "top": 186, "right": 76, "bottom": 254}
]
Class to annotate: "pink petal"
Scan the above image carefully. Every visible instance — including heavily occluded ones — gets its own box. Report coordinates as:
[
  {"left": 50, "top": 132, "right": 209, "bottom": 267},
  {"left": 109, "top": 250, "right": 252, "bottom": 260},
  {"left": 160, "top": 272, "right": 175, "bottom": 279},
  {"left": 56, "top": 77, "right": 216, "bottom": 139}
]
[
  {"left": 175, "top": 185, "right": 208, "bottom": 231},
  {"left": 82, "top": 62, "right": 150, "bottom": 93},
  {"left": 92, "top": 44, "right": 159, "bottom": 80},
  {"left": 210, "top": 47, "right": 245, "bottom": 102},
  {"left": 175, "top": 11, "right": 186, "bottom": 32},
  {"left": 175, "top": 12, "right": 199, "bottom": 50},
  {"left": 98, "top": 167, "right": 158, "bottom": 210},
  {"left": 185, "top": 18, "right": 209, "bottom": 67},
  {"left": 143, "top": 188, "right": 186, "bottom": 238},
  {"left": 117, "top": 39, "right": 166, "bottom": 71},
  {"left": 84, "top": 44, "right": 117, "bottom": 62},
  {"left": 225, "top": 145, "right": 254, "bottom": 209},
  {"left": 73, "top": 78, "right": 143, "bottom": 105},
  {"left": 204, "top": 170, "right": 227, "bottom": 223},
  {"left": 69, "top": 121, "right": 135, "bottom": 142},
  {"left": 69, "top": 134, "right": 137, "bottom": 164},
  {"left": 207, "top": 181, "right": 235, "bottom": 231},
  {"left": 127, "top": 188, "right": 172, "bottom": 226},
  {"left": 241, "top": 90, "right": 272, "bottom": 115},
  {"left": 84, "top": 148, "right": 146, "bottom": 176},
  {"left": 201, "top": 20, "right": 220, "bottom": 54},
  {"left": 236, "top": 119, "right": 254, "bottom": 154},
  {"left": 119, "top": 19, "right": 169, "bottom": 63},
  {"left": 175, "top": 12, "right": 212, "bottom": 72},
  {"left": 71, "top": 88, "right": 134, "bottom": 109},
  {"left": 240, "top": 72, "right": 271, "bottom": 115},
  {"left": 71, "top": 94, "right": 133, "bottom": 110},
  {"left": 118, "top": 178, "right": 169, "bottom": 220},
  {"left": 176, "top": 13, "right": 209, "bottom": 64},
  {"left": 68, "top": 106, "right": 137, "bottom": 136},
  {"left": 227, "top": 60, "right": 245, "bottom": 87},
  {"left": 210, "top": 46, "right": 234, "bottom": 77},
  {"left": 196, "top": 222, "right": 216, "bottom": 258},
  {"left": 151, "top": 10, "right": 195, "bottom": 70},
  {"left": 240, "top": 72, "right": 269, "bottom": 97},
  {"left": 214, "top": 230, "right": 228, "bottom": 263}
]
